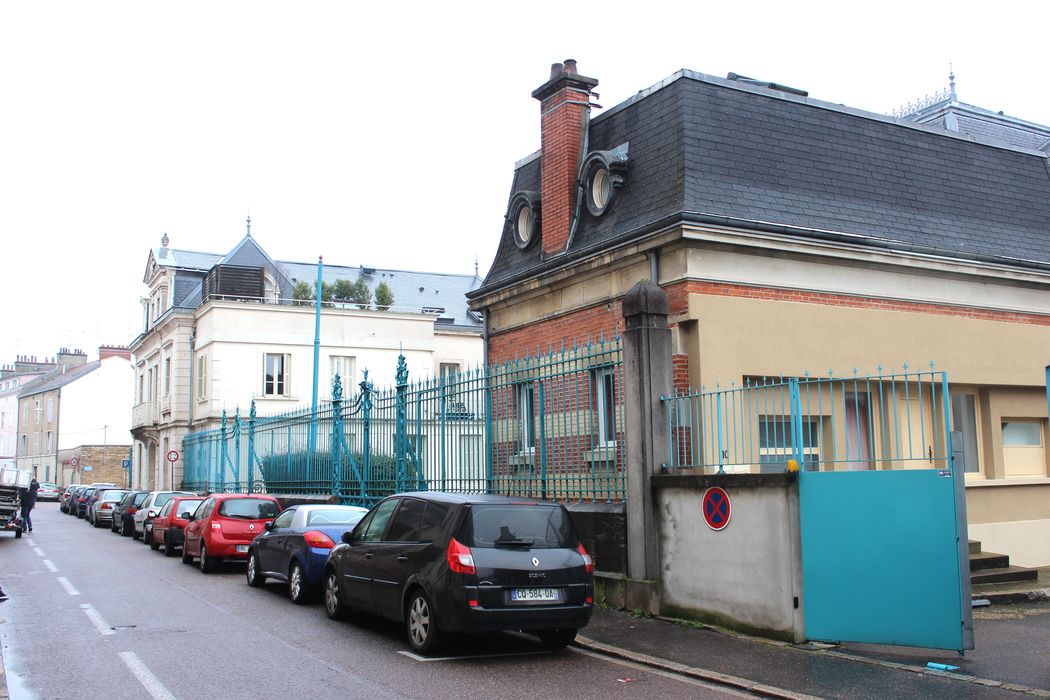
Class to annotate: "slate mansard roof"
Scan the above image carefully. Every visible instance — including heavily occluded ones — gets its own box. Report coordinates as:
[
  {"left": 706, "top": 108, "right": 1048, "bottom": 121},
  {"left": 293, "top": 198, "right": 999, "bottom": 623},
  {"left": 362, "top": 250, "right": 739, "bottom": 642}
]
[
  {"left": 478, "top": 70, "right": 1050, "bottom": 292},
  {"left": 151, "top": 236, "right": 482, "bottom": 331}
]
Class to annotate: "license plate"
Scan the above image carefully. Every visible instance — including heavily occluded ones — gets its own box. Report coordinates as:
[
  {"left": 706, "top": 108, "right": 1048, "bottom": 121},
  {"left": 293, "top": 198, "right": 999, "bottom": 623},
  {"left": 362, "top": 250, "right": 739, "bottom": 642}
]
[
  {"left": 510, "top": 587, "right": 559, "bottom": 602},
  {"left": 235, "top": 545, "right": 249, "bottom": 553}
]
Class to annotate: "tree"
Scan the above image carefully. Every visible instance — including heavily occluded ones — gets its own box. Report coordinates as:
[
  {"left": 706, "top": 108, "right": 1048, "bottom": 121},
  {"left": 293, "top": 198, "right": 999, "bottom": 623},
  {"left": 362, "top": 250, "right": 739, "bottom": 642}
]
[
  {"left": 321, "top": 281, "right": 335, "bottom": 304},
  {"left": 348, "top": 276, "right": 371, "bottom": 308},
  {"left": 291, "top": 281, "right": 313, "bottom": 305},
  {"left": 332, "top": 278, "right": 355, "bottom": 300},
  {"left": 374, "top": 281, "right": 394, "bottom": 310}
]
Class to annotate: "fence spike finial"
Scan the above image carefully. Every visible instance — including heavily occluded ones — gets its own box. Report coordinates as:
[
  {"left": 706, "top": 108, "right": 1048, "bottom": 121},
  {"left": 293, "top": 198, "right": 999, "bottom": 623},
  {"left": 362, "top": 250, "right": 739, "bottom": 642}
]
[
  {"left": 903, "top": 362, "right": 910, "bottom": 372},
  {"left": 852, "top": 368, "right": 858, "bottom": 378},
  {"left": 876, "top": 364, "right": 883, "bottom": 376},
  {"left": 929, "top": 360, "right": 936, "bottom": 371}
]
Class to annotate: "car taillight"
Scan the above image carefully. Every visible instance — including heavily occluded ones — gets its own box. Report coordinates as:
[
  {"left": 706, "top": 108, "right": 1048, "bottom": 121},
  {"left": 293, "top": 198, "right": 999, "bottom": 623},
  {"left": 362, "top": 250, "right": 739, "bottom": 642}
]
[
  {"left": 210, "top": 522, "right": 222, "bottom": 531},
  {"left": 303, "top": 530, "right": 336, "bottom": 549},
  {"left": 576, "top": 543, "right": 594, "bottom": 573},
  {"left": 446, "top": 537, "right": 475, "bottom": 575},
  {"left": 128, "top": 507, "right": 138, "bottom": 514},
  {"left": 101, "top": 503, "right": 112, "bottom": 510},
  {"left": 147, "top": 509, "right": 157, "bottom": 518}
]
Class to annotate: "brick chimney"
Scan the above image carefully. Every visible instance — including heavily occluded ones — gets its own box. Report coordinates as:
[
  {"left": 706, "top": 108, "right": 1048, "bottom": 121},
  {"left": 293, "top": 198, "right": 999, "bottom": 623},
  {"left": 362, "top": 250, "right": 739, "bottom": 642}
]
[
  {"left": 99, "top": 345, "right": 131, "bottom": 361},
  {"left": 56, "top": 348, "right": 88, "bottom": 371},
  {"left": 532, "top": 59, "right": 598, "bottom": 258}
]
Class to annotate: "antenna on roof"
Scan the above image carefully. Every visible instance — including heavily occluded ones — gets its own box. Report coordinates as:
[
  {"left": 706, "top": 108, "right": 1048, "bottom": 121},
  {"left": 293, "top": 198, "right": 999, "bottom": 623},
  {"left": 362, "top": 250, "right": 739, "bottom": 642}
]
[{"left": 246, "top": 215, "right": 252, "bottom": 237}]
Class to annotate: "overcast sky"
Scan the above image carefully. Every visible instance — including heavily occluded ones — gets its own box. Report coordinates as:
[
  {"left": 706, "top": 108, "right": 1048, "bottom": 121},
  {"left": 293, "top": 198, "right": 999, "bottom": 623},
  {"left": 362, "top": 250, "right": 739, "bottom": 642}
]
[{"left": 2, "top": 1, "right": 1048, "bottom": 366}]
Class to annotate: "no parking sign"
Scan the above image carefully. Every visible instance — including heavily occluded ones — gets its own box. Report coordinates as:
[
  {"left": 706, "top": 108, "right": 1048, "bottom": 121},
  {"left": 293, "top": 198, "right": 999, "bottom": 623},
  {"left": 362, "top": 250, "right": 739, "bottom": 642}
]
[{"left": 702, "top": 487, "right": 731, "bottom": 531}]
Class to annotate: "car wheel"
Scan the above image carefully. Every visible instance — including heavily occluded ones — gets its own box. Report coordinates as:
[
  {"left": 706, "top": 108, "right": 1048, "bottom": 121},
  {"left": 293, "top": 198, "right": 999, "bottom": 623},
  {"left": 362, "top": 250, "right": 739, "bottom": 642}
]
[
  {"left": 150, "top": 531, "right": 161, "bottom": 550},
  {"left": 406, "top": 589, "right": 442, "bottom": 655},
  {"left": 182, "top": 540, "right": 194, "bottom": 564},
  {"left": 199, "top": 543, "right": 217, "bottom": 573},
  {"left": 164, "top": 533, "right": 178, "bottom": 557},
  {"left": 121, "top": 519, "right": 131, "bottom": 537},
  {"left": 110, "top": 518, "right": 118, "bottom": 533},
  {"left": 289, "top": 562, "right": 309, "bottom": 604},
  {"left": 246, "top": 553, "right": 264, "bottom": 588},
  {"left": 94, "top": 516, "right": 105, "bottom": 529},
  {"left": 143, "top": 527, "right": 153, "bottom": 546},
  {"left": 132, "top": 524, "right": 141, "bottom": 540},
  {"left": 323, "top": 569, "right": 346, "bottom": 620},
  {"left": 537, "top": 628, "right": 578, "bottom": 649},
  {"left": 14, "top": 527, "right": 22, "bottom": 539}
]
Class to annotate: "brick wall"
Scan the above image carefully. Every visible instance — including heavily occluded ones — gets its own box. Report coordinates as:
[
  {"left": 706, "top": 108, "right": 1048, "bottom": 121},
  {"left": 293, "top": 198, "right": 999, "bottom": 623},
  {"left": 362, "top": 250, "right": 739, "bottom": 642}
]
[
  {"left": 68, "top": 445, "right": 130, "bottom": 487},
  {"left": 488, "top": 302, "right": 623, "bottom": 365}
]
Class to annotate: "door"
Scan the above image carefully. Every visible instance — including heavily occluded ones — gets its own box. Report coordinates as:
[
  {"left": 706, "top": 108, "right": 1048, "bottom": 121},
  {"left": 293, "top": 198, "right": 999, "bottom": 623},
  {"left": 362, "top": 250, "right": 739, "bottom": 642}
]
[
  {"left": 259, "top": 508, "right": 295, "bottom": 574},
  {"left": 370, "top": 497, "right": 427, "bottom": 615},
  {"left": 341, "top": 498, "right": 399, "bottom": 611}
]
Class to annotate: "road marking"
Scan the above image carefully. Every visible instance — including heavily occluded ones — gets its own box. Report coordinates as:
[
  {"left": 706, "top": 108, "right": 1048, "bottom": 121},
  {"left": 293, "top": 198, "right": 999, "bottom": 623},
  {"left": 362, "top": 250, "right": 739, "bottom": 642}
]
[
  {"left": 119, "top": 652, "right": 176, "bottom": 700},
  {"left": 33, "top": 547, "right": 45, "bottom": 556},
  {"left": 80, "top": 603, "right": 116, "bottom": 636},
  {"left": 56, "top": 577, "right": 80, "bottom": 596},
  {"left": 43, "top": 559, "right": 58, "bottom": 572},
  {"left": 26, "top": 537, "right": 35, "bottom": 545},
  {"left": 397, "top": 649, "right": 550, "bottom": 662}
]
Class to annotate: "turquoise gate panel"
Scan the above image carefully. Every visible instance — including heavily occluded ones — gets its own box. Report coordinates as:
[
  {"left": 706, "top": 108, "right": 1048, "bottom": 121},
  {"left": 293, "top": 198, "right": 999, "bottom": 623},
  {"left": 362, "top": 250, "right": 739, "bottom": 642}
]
[{"left": 800, "top": 469, "right": 966, "bottom": 651}]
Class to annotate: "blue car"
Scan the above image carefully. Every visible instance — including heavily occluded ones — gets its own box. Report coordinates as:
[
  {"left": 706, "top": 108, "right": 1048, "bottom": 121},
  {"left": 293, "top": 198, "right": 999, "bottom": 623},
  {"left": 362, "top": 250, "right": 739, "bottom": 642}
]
[{"left": 246, "top": 504, "right": 368, "bottom": 604}]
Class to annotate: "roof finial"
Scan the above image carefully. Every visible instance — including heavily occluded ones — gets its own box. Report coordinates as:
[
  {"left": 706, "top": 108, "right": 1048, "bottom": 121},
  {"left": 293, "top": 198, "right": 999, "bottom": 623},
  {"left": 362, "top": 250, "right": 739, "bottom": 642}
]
[
  {"left": 246, "top": 215, "right": 252, "bottom": 237},
  {"left": 161, "top": 233, "right": 169, "bottom": 247},
  {"left": 948, "top": 62, "right": 956, "bottom": 101},
  {"left": 474, "top": 255, "right": 479, "bottom": 277}
]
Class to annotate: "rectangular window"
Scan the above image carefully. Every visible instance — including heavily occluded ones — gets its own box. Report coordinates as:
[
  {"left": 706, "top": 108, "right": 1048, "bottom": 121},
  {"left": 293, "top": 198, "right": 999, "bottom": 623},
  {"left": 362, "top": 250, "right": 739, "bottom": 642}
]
[
  {"left": 264, "top": 353, "right": 289, "bottom": 396},
  {"left": 46, "top": 431, "right": 53, "bottom": 453},
  {"left": 518, "top": 383, "right": 536, "bottom": 452},
  {"left": 21, "top": 434, "right": 27, "bottom": 456},
  {"left": 22, "top": 403, "right": 27, "bottom": 424},
  {"left": 592, "top": 367, "right": 618, "bottom": 446},
  {"left": 439, "top": 362, "right": 460, "bottom": 377},
  {"left": 329, "top": 355, "right": 356, "bottom": 394},
  {"left": 759, "top": 417, "right": 820, "bottom": 472},
  {"left": 1002, "top": 420, "right": 1045, "bottom": 478},
  {"left": 32, "top": 433, "right": 38, "bottom": 455},
  {"left": 951, "top": 393, "right": 980, "bottom": 474},
  {"left": 35, "top": 401, "right": 41, "bottom": 424},
  {"left": 47, "top": 398, "right": 53, "bottom": 422},
  {"left": 163, "top": 357, "right": 171, "bottom": 396},
  {"left": 197, "top": 355, "right": 208, "bottom": 400}
]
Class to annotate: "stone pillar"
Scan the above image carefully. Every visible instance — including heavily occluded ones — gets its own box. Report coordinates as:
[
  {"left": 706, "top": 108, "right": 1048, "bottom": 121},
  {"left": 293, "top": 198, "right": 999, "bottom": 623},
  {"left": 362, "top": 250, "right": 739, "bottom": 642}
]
[{"left": 622, "top": 281, "right": 672, "bottom": 613}]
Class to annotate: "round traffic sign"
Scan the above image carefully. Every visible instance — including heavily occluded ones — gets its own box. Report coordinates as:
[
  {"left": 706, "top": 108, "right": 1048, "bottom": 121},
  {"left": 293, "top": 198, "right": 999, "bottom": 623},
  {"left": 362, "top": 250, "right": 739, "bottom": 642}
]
[
  {"left": 166, "top": 450, "right": 179, "bottom": 463},
  {"left": 70, "top": 456, "right": 80, "bottom": 468},
  {"left": 702, "top": 486, "right": 731, "bottom": 531}
]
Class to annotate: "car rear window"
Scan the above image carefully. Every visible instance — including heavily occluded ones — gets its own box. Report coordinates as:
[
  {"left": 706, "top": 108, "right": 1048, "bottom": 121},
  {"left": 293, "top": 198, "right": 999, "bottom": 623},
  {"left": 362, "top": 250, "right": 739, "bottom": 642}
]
[
  {"left": 218, "top": 498, "right": 280, "bottom": 519},
  {"left": 306, "top": 509, "right": 366, "bottom": 526},
  {"left": 134, "top": 492, "right": 150, "bottom": 505},
  {"left": 174, "top": 499, "right": 204, "bottom": 515},
  {"left": 460, "top": 505, "right": 577, "bottom": 550},
  {"left": 100, "top": 490, "right": 128, "bottom": 500}
]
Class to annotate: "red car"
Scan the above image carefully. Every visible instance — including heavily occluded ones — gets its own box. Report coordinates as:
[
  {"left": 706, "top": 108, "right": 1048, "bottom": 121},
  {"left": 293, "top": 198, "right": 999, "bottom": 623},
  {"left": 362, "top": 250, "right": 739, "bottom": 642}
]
[
  {"left": 150, "top": 495, "right": 207, "bottom": 557},
  {"left": 182, "top": 494, "right": 281, "bottom": 573}
]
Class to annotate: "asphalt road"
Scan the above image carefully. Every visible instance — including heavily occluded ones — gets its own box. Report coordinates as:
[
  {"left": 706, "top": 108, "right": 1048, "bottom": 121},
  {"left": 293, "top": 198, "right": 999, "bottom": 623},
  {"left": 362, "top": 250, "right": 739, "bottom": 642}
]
[{"left": 0, "top": 505, "right": 748, "bottom": 700}]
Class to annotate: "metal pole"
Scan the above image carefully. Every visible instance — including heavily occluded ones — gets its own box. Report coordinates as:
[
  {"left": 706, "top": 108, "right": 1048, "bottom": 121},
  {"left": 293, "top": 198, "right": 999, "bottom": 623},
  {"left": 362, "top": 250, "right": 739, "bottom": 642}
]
[{"left": 308, "top": 256, "right": 323, "bottom": 471}]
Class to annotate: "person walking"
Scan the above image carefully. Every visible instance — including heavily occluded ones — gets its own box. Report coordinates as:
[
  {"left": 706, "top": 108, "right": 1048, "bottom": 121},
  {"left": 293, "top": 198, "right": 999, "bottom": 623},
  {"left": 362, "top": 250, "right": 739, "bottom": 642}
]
[{"left": 20, "top": 477, "right": 39, "bottom": 532}]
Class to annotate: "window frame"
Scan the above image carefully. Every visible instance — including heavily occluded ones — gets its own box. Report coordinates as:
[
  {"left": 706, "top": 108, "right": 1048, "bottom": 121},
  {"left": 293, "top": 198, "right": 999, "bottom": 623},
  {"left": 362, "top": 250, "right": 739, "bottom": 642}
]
[{"left": 263, "top": 352, "right": 290, "bottom": 397}]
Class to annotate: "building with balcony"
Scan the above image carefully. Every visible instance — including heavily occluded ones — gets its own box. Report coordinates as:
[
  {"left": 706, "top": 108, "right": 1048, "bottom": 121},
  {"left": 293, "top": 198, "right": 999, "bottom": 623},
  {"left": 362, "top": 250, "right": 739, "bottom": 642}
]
[{"left": 130, "top": 227, "right": 484, "bottom": 491}]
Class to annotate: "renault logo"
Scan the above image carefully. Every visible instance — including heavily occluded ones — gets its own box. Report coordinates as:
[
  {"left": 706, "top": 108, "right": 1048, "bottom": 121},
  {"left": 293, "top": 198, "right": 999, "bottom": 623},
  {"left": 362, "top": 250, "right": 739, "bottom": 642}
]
[
  {"left": 532, "top": 557, "right": 539, "bottom": 567},
  {"left": 249, "top": 524, "right": 255, "bottom": 530}
]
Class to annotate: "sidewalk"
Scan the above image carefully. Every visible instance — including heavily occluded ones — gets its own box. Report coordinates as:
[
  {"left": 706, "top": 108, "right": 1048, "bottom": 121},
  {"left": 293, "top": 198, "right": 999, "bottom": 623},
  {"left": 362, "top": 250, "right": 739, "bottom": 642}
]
[{"left": 577, "top": 598, "right": 1050, "bottom": 699}]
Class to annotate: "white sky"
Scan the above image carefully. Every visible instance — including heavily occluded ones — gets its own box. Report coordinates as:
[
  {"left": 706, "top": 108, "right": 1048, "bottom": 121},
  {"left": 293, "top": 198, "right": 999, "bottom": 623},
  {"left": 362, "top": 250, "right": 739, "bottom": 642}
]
[{"left": 2, "top": 1, "right": 1048, "bottom": 365}]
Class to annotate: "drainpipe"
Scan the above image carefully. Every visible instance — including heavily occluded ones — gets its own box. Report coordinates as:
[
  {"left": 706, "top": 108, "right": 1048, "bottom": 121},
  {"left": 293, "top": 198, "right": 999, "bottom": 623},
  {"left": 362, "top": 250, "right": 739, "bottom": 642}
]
[
  {"left": 565, "top": 107, "right": 591, "bottom": 253},
  {"left": 648, "top": 250, "right": 659, "bottom": 286},
  {"left": 308, "top": 256, "right": 323, "bottom": 470}
]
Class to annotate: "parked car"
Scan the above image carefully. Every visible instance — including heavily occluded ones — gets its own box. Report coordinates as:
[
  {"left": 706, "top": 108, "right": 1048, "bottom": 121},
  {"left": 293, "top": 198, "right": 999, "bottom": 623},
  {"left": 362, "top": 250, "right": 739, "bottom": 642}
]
[
  {"left": 75, "top": 483, "right": 117, "bottom": 519},
  {"left": 247, "top": 504, "right": 368, "bottom": 603},
  {"left": 60, "top": 485, "right": 79, "bottom": 513},
  {"left": 88, "top": 489, "right": 130, "bottom": 528},
  {"left": 182, "top": 494, "right": 281, "bottom": 573},
  {"left": 134, "top": 491, "right": 195, "bottom": 543},
  {"left": 111, "top": 490, "right": 150, "bottom": 536},
  {"left": 36, "top": 482, "right": 61, "bottom": 502},
  {"left": 150, "top": 496, "right": 206, "bottom": 556},
  {"left": 322, "top": 492, "right": 594, "bottom": 654},
  {"left": 86, "top": 487, "right": 125, "bottom": 524}
]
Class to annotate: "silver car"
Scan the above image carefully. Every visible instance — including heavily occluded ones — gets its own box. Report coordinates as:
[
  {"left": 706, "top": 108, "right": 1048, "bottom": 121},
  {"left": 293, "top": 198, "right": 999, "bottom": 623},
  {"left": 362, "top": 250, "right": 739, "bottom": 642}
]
[
  {"left": 134, "top": 491, "right": 196, "bottom": 545},
  {"left": 89, "top": 489, "right": 130, "bottom": 528}
]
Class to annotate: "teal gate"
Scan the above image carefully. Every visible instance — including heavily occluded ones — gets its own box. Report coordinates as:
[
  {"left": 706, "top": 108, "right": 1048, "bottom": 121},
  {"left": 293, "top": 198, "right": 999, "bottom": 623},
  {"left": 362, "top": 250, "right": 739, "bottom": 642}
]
[{"left": 666, "top": 366, "right": 974, "bottom": 652}]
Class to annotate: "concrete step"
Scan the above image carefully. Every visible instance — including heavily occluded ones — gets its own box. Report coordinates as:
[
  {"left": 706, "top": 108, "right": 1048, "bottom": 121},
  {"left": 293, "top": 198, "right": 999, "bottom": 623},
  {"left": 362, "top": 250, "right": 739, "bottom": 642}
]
[
  {"left": 970, "top": 565, "right": 1040, "bottom": 585},
  {"left": 969, "top": 550, "right": 1010, "bottom": 572},
  {"left": 968, "top": 539, "right": 981, "bottom": 555}
]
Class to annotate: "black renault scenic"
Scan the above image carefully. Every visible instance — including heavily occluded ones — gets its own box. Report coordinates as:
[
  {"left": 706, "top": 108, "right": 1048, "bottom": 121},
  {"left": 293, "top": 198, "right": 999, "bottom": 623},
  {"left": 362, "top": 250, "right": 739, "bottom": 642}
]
[{"left": 323, "top": 492, "right": 594, "bottom": 654}]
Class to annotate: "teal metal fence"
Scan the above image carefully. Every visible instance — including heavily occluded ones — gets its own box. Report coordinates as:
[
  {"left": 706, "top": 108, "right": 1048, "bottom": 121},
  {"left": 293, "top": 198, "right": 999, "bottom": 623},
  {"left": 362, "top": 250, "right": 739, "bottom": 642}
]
[
  {"left": 182, "top": 338, "right": 625, "bottom": 504},
  {"left": 664, "top": 365, "right": 953, "bottom": 473}
]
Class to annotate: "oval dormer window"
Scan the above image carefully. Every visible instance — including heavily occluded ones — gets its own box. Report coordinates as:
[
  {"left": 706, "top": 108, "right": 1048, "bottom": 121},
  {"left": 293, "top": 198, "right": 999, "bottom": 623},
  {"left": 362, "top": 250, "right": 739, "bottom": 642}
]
[
  {"left": 590, "top": 166, "right": 611, "bottom": 212},
  {"left": 509, "top": 192, "right": 539, "bottom": 250}
]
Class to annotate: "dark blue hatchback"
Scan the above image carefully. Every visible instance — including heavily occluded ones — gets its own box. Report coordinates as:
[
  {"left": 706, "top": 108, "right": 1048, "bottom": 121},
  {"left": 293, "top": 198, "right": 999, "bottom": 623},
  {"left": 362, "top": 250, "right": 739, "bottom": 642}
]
[{"left": 246, "top": 504, "right": 368, "bottom": 604}]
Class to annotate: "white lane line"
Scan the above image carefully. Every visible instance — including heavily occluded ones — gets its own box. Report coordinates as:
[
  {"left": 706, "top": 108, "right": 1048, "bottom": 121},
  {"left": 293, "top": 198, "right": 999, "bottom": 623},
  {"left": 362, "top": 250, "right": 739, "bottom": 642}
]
[
  {"left": 119, "top": 652, "right": 176, "bottom": 700},
  {"left": 56, "top": 577, "right": 80, "bottom": 596},
  {"left": 33, "top": 547, "right": 45, "bottom": 557},
  {"left": 43, "top": 559, "right": 58, "bottom": 572},
  {"left": 26, "top": 537, "right": 35, "bottom": 545},
  {"left": 80, "top": 603, "right": 116, "bottom": 635}
]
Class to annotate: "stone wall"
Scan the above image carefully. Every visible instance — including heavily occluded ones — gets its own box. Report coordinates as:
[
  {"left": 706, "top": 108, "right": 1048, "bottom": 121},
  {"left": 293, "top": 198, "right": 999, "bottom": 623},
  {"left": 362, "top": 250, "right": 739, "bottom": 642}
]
[{"left": 64, "top": 445, "right": 131, "bottom": 487}]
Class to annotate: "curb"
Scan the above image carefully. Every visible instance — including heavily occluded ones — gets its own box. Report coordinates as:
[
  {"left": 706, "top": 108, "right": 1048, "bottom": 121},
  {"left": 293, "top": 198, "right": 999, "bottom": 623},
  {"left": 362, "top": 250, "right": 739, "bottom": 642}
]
[
  {"left": 977, "top": 589, "right": 1050, "bottom": 605},
  {"left": 573, "top": 635, "right": 820, "bottom": 700}
]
